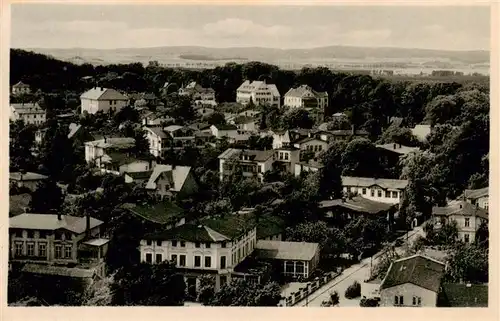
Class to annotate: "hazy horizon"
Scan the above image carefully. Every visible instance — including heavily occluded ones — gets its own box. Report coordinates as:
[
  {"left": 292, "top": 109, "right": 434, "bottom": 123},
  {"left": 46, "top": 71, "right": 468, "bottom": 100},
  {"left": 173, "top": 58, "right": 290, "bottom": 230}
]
[{"left": 11, "top": 4, "right": 490, "bottom": 51}]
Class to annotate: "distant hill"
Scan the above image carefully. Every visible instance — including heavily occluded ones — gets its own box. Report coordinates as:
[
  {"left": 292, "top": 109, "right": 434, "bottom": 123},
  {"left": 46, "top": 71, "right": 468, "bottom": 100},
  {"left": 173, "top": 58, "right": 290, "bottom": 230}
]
[{"left": 22, "top": 45, "right": 489, "bottom": 67}]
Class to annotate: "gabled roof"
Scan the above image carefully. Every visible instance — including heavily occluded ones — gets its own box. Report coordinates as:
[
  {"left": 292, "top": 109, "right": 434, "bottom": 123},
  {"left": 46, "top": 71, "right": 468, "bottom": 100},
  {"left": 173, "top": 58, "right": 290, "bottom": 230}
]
[
  {"left": 84, "top": 137, "right": 135, "bottom": 149},
  {"left": 295, "top": 136, "right": 328, "bottom": 145},
  {"left": 10, "top": 213, "right": 103, "bottom": 234},
  {"left": 464, "top": 187, "right": 489, "bottom": 200},
  {"left": 145, "top": 164, "right": 192, "bottom": 192},
  {"left": 285, "top": 85, "right": 328, "bottom": 99},
  {"left": 432, "top": 200, "right": 488, "bottom": 220},
  {"left": 10, "top": 172, "right": 48, "bottom": 181},
  {"left": 237, "top": 80, "right": 280, "bottom": 96},
  {"left": 164, "top": 125, "right": 184, "bottom": 132},
  {"left": 341, "top": 176, "right": 409, "bottom": 190},
  {"left": 319, "top": 195, "right": 395, "bottom": 214},
  {"left": 218, "top": 148, "right": 275, "bottom": 162},
  {"left": 376, "top": 143, "right": 420, "bottom": 155},
  {"left": 255, "top": 240, "right": 319, "bottom": 261},
  {"left": 124, "top": 201, "right": 184, "bottom": 224},
  {"left": 68, "top": 123, "right": 82, "bottom": 139},
  {"left": 124, "top": 170, "right": 153, "bottom": 180},
  {"left": 101, "top": 151, "right": 151, "bottom": 167},
  {"left": 10, "top": 103, "right": 44, "bottom": 113},
  {"left": 13, "top": 81, "right": 29, "bottom": 87},
  {"left": 380, "top": 254, "right": 446, "bottom": 293},
  {"left": 80, "top": 87, "right": 128, "bottom": 101},
  {"left": 145, "top": 126, "right": 169, "bottom": 139},
  {"left": 212, "top": 124, "right": 238, "bottom": 131}
]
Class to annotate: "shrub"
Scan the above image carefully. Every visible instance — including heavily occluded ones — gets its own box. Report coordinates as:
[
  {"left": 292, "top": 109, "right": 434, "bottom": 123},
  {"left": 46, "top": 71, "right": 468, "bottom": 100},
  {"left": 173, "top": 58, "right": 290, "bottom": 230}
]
[
  {"left": 329, "top": 291, "right": 340, "bottom": 306},
  {"left": 344, "top": 281, "right": 361, "bottom": 299},
  {"left": 360, "top": 297, "right": 379, "bottom": 307}
]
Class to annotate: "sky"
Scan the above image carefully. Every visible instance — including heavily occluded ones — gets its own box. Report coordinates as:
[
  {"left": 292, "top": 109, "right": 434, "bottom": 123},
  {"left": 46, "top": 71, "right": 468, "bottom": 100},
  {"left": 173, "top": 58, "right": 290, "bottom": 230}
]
[{"left": 10, "top": 4, "right": 490, "bottom": 51}]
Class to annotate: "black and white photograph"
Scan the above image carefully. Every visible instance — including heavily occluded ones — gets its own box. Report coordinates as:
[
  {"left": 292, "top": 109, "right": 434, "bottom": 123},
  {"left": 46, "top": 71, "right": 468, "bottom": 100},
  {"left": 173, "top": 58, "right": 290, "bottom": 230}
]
[{"left": 6, "top": 3, "right": 491, "bottom": 308}]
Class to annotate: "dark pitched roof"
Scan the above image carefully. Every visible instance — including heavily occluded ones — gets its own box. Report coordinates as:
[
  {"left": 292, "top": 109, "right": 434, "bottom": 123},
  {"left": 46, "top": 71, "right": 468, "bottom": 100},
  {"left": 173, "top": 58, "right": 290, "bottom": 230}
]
[
  {"left": 10, "top": 214, "right": 103, "bottom": 234},
  {"left": 218, "top": 148, "right": 275, "bottom": 162},
  {"left": 124, "top": 201, "right": 184, "bottom": 225},
  {"left": 319, "top": 195, "right": 395, "bottom": 214},
  {"left": 213, "top": 124, "right": 238, "bottom": 131},
  {"left": 380, "top": 255, "right": 445, "bottom": 293},
  {"left": 439, "top": 283, "right": 488, "bottom": 307},
  {"left": 124, "top": 170, "right": 153, "bottom": 180},
  {"left": 10, "top": 172, "right": 48, "bottom": 181},
  {"left": 255, "top": 240, "right": 319, "bottom": 261},
  {"left": 432, "top": 200, "right": 488, "bottom": 220}
]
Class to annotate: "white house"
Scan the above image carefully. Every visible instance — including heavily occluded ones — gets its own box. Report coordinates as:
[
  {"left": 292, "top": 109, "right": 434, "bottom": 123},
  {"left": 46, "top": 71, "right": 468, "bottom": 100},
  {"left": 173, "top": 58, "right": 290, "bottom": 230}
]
[
  {"left": 294, "top": 159, "right": 325, "bottom": 177},
  {"left": 293, "top": 137, "right": 328, "bottom": 160},
  {"left": 380, "top": 255, "right": 445, "bottom": 307},
  {"left": 210, "top": 124, "right": 239, "bottom": 139},
  {"left": 411, "top": 124, "right": 432, "bottom": 142},
  {"left": 10, "top": 172, "right": 48, "bottom": 192},
  {"left": 11, "top": 81, "right": 31, "bottom": 95},
  {"left": 341, "top": 176, "right": 409, "bottom": 205},
  {"left": 10, "top": 103, "right": 46, "bottom": 125},
  {"left": 84, "top": 137, "right": 135, "bottom": 167},
  {"left": 463, "top": 187, "right": 489, "bottom": 210},
  {"left": 230, "top": 115, "right": 259, "bottom": 132},
  {"left": 144, "top": 164, "right": 199, "bottom": 199},
  {"left": 236, "top": 80, "right": 281, "bottom": 108},
  {"left": 139, "top": 214, "right": 257, "bottom": 294},
  {"left": 218, "top": 148, "right": 275, "bottom": 182},
  {"left": 80, "top": 87, "right": 129, "bottom": 115},
  {"left": 284, "top": 85, "right": 328, "bottom": 123},
  {"left": 179, "top": 81, "right": 217, "bottom": 107},
  {"left": 144, "top": 127, "right": 170, "bottom": 158}
]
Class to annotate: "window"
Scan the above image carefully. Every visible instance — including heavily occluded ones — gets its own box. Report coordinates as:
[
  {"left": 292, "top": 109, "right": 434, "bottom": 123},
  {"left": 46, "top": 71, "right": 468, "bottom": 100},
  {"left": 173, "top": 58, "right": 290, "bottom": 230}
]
[
  {"left": 285, "top": 261, "right": 295, "bottom": 273},
  {"left": 394, "top": 295, "right": 404, "bottom": 306},
  {"left": 55, "top": 245, "right": 62, "bottom": 259},
  {"left": 39, "top": 231, "right": 47, "bottom": 239},
  {"left": 465, "top": 218, "right": 470, "bottom": 227},
  {"left": 220, "top": 256, "right": 226, "bottom": 269},
  {"left": 464, "top": 234, "right": 470, "bottom": 243},
  {"left": 205, "top": 256, "right": 212, "bottom": 268},
  {"left": 64, "top": 246, "right": 72, "bottom": 259},
  {"left": 385, "top": 191, "right": 390, "bottom": 198},
  {"left": 362, "top": 188, "right": 366, "bottom": 195},
  {"left": 194, "top": 256, "right": 201, "bottom": 267},
  {"left": 156, "top": 241, "right": 162, "bottom": 246},
  {"left": 220, "top": 275, "right": 227, "bottom": 286},
  {"left": 156, "top": 254, "right": 163, "bottom": 263},
  {"left": 221, "top": 242, "right": 227, "bottom": 248},
  {"left": 195, "top": 242, "right": 201, "bottom": 248},
  {"left": 377, "top": 190, "right": 382, "bottom": 198},
  {"left": 295, "top": 261, "right": 305, "bottom": 275},
  {"left": 145, "top": 253, "right": 152, "bottom": 263},
  {"left": 392, "top": 191, "right": 398, "bottom": 198},
  {"left": 180, "top": 241, "right": 186, "bottom": 247},
  {"left": 15, "top": 242, "right": 23, "bottom": 256},
  {"left": 38, "top": 243, "right": 47, "bottom": 257},
  {"left": 371, "top": 189, "right": 375, "bottom": 197},
  {"left": 27, "top": 243, "right": 35, "bottom": 256},
  {"left": 171, "top": 254, "right": 178, "bottom": 264},
  {"left": 146, "top": 240, "right": 152, "bottom": 246},
  {"left": 412, "top": 296, "right": 422, "bottom": 306},
  {"left": 179, "top": 255, "right": 186, "bottom": 267},
  {"left": 27, "top": 230, "right": 35, "bottom": 238},
  {"left": 172, "top": 240, "right": 177, "bottom": 247},
  {"left": 205, "top": 243, "right": 211, "bottom": 249},
  {"left": 284, "top": 153, "right": 289, "bottom": 160},
  {"left": 15, "top": 230, "right": 23, "bottom": 238}
]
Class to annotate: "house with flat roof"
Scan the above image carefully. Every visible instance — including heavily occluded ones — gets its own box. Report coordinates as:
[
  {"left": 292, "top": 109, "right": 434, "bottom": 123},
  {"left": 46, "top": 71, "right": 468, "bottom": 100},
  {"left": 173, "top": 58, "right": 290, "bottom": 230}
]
[
  {"left": 341, "top": 176, "right": 409, "bottom": 205},
  {"left": 80, "top": 87, "right": 129, "bottom": 114},
  {"left": 254, "top": 240, "right": 320, "bottom": 280},
  {"left": 9, "top": 213, "right": 109, "bottom": 279},
  {"left": 236, "top": 80, "right": 281, "bottom": 108},
  {"left": 218, "top": 148, "right": 275, "bottom": 182},
  {"left": 432, "top": 200, "right": 488, "bottom": 244},
  {"left": 10, "top": 103, "right": 46, "bottom": 125},
  {"left": 379, "top": 254, "right": 446, "bottom": 307}
]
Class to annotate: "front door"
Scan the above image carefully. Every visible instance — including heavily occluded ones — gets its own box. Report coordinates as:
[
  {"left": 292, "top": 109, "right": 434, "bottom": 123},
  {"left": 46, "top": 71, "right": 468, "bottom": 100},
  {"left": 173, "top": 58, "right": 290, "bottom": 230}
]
[{"left": 187, "top": 277, "right": 197, "bottom": 297}]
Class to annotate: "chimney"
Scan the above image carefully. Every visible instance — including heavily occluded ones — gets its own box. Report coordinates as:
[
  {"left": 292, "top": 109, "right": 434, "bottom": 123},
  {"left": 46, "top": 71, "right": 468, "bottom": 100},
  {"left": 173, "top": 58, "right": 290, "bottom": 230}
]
[
  {"left": 399, "top": 143, "right": 402, "bottom": 148},
  {"left": 393, "top": 143, "right": 397, "bottom": 149},
  {"left": 103, "top": 135, "right": 107, "bottom": 143},
  {"left": 86, "top": 214, "right": 91, "bottom": 238},
  {"left": 57, "top": 213, "right": 62, "bottom": 220}
]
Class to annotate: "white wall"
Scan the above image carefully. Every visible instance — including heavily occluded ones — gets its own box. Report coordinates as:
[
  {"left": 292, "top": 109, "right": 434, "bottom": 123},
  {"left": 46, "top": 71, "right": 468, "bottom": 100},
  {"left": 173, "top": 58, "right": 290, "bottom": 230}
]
[
  {"left": 380, "top": 283, "right": 437, "bottom": 307},
  {"left": 81, "top": 98, "right": 128, "bottom": 114},
  {"left": 343, "top": 186, "right": 403, "bottom": 205}
]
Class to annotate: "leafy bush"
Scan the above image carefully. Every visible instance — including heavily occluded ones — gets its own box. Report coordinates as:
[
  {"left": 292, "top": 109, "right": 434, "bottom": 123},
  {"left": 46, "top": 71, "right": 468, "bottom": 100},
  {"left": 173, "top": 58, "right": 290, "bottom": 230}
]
[
  {"left": 360, "top": 297, "right": 379, "bottom": 307},
  {"left": 344, "top": 281, "right": 361, "bottom": 299}
]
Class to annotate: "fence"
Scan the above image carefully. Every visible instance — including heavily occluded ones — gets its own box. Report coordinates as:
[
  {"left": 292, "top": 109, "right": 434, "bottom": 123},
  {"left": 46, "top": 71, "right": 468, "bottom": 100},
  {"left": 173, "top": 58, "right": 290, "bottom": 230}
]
[{"left": 278, "top": 268, "right": 342, "bottom": 307}]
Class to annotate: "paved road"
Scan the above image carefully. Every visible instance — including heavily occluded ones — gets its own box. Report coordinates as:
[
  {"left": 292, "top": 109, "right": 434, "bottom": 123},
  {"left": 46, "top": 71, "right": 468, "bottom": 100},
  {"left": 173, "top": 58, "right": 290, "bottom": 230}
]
[{"left": 299, "top": 225, "right": 425, "bottom": 307}]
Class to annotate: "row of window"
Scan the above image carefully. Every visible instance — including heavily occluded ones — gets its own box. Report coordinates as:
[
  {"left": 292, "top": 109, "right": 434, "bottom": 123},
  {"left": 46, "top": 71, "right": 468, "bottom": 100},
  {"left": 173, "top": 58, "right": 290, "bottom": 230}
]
[
  {"left": 12, "top": 230, "right": 72, "bottom": 240},
  {"left": 144, "top": 253, "right": 227, "bottom": 269},
  {"left": 145, "top": 240, "right": 227, "bottom": 249},
  {"left": 277, "top": 152, "right": 290, "bottom": 161},
  {"left": 232, "top": 239, "right": 255, "bottom": 264},
  {"left": 14, "top": 242, "right": 72, "bottom": 259},
  {"left": 21, "top": 113, "right": 45, "bottom": 119},
  {"left": 304, "top": 145, "right": 324, "bottom": 152},
  {"left": 394, "top": 295, "right": 421, "bottom": 306},
  {"left": 348, "top": 187, "right": 399, "bottom": 199}
]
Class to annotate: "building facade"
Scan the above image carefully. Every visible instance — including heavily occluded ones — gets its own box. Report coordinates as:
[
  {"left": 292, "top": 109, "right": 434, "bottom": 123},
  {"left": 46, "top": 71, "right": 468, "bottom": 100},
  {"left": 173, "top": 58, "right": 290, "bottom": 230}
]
[
  {"left": 10, "top": 103, "right": 47, "bottom": 125},
  {"left": 80, "top": 87, "right": 129, "bottom": 115},
  {"left": 341, "top": 176, "right": 409, "bottom": 205},
  {"left": 236, "top": 80, "right": 281, "bottom": 108},
  {"left": 284, "top": 85, "right": 328, "bottom": 123},
  {"left": 218, "top": 148, "right": 275, "bottom": 182}
]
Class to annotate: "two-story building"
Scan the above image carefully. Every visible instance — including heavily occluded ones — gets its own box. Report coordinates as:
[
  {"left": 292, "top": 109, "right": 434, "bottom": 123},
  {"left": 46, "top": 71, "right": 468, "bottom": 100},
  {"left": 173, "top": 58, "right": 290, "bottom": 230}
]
[
  {"left": 284, "top": 85, "right": 328, "bottom": 123},
  {"left": 10, "top": 103, "right": 47, "bottom": 125},
  {"left": 141, "top": 111, "right": 174, "bottom": 127},
  {"left": 293, "top": 137, "right": 328, "bottom": 161},
  {"left": 218, "top": 148, "right": 275, "bottom": 182},
  {"left": 80, "top": 87, "right": 129, "bottom": 115},
  {"left": 139, "top": 214, "right": 257, "bottom": 296},
  {"left": 210, "top": 124, "right": 238, "bottom": 139},
  {"left": 164, "top": 125, "right": 197, "bottom": 148},
  {"left": 9, "top": 213, "right": 109, "bottom": 279},
  {"left": 380, "top": 254, "right": 446, "bottom": 307},
  {"left": 84, "top": 137, "right": 136, "bottom": 167},
  {"left": 431, "top": 200, "right": 488, "bottom": 243},
  {"left": 236, "top": 80, "right": 281, "bottom": 108},
  {"left": 11, "top": 81, "right": 31, "bottom": 95},
  {"left": 144, "top": 127, "right": 171, "bottom": 158},
  {"left": 341, "top": 176, "right": 409, "bottom": 205},
  {"left": 178, "top": 81, "right": 217, "bottom": 107},
  {"left": 273, "top": 146, "right": 300, "bottom": 176},
  {"left": 145, "top": 164, "right": 199, "bottom": 199}
]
